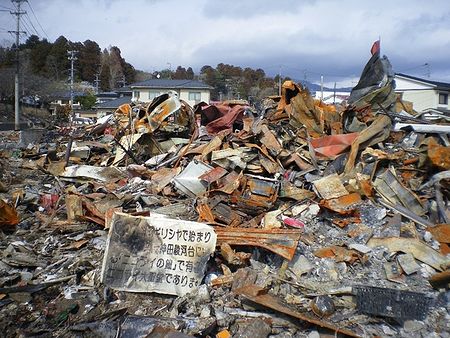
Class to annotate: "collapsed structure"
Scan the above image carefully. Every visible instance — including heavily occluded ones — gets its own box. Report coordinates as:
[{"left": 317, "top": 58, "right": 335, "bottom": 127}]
[{"left": 0, "top": 48, "right": 449, "bottom": 337}]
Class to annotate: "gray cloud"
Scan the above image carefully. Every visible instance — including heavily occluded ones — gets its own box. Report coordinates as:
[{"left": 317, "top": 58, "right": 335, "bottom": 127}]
[
  {"left": 1, "top": 0, "right": 449, "bottom": 85},
  {"left": 201, "top": 0, "right": 306, "bottom": 18}
]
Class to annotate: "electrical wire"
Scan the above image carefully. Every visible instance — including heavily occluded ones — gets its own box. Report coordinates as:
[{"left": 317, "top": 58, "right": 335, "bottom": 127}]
[
  {"left": 27, "top": 0, "right": 48, "bottom": 39},
  {"left": 24, "top": 12, "right": 40, "bottom": 36},
  {"left": 19, "top": 15, "right": 32, "bottom": 37}
]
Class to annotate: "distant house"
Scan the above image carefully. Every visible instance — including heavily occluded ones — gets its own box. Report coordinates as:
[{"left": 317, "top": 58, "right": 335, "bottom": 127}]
[
  {"left": 95, "top": 91, "right": 120, "bottom": 104},
  {"left": 93, "top": 87, "right": 133, "bottom": 118},
  {"left": 314, "top": 90, "right": 350, "bottom": 105},
  {"left": 130, "top": 79, "right": 213, "bottom": 107},
  {"left": 94, "top": 87, "right": 132, "bottom": 103},
  {"left": 49, "top": 91, "right": 84, "bottom": 114},
  {"left": 394, "top": 73, "right": 450, "bottom": 114},
  {"left": 93, "top": 96, "right": 132, "bottom": 118}
]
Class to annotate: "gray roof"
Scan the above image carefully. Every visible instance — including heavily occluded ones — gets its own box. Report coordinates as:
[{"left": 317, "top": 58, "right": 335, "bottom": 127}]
[
  {"left": 93, "top": 96, "right": 131, "bottom": 109},
  {"left": 52, "top": 91, "right": 87, "bottom": 99},
  {"left": 96, "top": 92, "right": 120, "bottom": 98},
  {"left": 130, "top": 79, "right": 213, "bottom": 90},
  {"left": 114, "top": 86, "right": 132, "bottom": 93},
  {"left": 396, "top": 73, "right": 450, "bottom": 91}
]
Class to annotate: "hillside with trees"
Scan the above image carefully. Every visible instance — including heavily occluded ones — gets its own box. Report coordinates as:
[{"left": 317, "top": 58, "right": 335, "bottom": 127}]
[
  {"left": 0, "top": 35, "right": 299, "bottom": 105},
  {"left": 199, "top": 63, "right": 278, "bottom": 101},
  {"left": 0, "top": 35, "right": 136, "bottom": 104}
]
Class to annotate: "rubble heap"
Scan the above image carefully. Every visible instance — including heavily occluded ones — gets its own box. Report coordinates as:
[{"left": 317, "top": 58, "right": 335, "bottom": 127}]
[{"left": 0, "top": 50, "right": 449, "bottom": 338}]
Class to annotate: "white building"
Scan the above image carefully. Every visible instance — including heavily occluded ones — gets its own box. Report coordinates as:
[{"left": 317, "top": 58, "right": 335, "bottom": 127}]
[
  {"left": 130, "top": 79, "right": 212, "bottom": 107},
  {"left": 314, "top": 90, "right": 350, "bottom": 104},
  {"left": 394, "top": 73, "right": 450, "bottom": 113}
]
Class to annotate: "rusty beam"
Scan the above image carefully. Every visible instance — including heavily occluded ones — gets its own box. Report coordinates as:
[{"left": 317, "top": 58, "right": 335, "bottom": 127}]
[
  {"left": 234, "top": 285, "right": 360, "bottom": 337},
  {"left": 214, "top": 227, "right": 301, "bottom": 260}
]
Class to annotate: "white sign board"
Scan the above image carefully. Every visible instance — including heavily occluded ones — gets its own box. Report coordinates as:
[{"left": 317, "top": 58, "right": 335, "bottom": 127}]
[{"left": 101, "top": 212, "right": 217, "bottom": 296}]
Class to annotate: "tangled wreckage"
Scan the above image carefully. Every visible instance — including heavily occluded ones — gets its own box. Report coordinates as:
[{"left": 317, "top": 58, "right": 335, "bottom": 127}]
[{"left": 0, "top": 49, "right": 449, "bottom": 337}]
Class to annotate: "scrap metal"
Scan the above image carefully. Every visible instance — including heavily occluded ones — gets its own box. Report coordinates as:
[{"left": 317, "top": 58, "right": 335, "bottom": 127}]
[{"left": 214, "top": 227, "right": 302, "bottom": 260}]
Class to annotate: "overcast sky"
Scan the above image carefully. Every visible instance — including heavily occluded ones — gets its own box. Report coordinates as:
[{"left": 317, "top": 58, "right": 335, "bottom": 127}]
[{"left": 1, "top": 0, "right": 450, "bottom": 87}]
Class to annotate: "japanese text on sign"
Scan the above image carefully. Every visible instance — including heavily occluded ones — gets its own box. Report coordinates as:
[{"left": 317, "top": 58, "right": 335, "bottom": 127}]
[{"left": 100, "top": 212, "right": 217, "bottom": 296}]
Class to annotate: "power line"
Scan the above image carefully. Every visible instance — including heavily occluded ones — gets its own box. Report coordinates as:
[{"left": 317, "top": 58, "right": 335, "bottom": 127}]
[
  {"left": 26, "top": 0, "right": 48, "bottom": 39},
  {"left": 24, "top": 12, "right": 39, "bottom": 36},
  {"left": 19, "top": 14, "right": 32, "bottom": 36}
]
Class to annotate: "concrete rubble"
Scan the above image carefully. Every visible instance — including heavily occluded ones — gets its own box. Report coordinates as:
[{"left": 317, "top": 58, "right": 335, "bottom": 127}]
[{"left": 0, "top": 50, "right": 449, "bottom": 337}]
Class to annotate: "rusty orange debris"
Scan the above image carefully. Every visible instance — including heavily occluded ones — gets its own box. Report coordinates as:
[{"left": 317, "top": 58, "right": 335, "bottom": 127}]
[
  {"left": 320, "top": 192, "right": 362, "bottom": 215},
  {"left": 214, "top": 227, "right": 302, "bottom": 260},
  {"left": 311, "top": 132, "right": 359, "bottom": 159},
  {"left": 0, "top": 199, "right": 19, "bottom": 228}
]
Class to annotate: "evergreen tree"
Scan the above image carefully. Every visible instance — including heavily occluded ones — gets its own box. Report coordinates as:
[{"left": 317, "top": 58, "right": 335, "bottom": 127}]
[
  {"left": 100, "top": 63, "right": 111, "bottom": 91},
  {"left": 186, "top": 67, "right": 194, "bottom": 80},
  {"left": 79, "top": 40, "right": 101, "bottom": 83},
  {"left": 46, "top": 35, "right": 69, "bottom": 80},
  {"left": 30, "top": 38, "right": 51, "bottom": 75},
  {"left": 173, "top": 66, "right": 187, "bottom": 79}
]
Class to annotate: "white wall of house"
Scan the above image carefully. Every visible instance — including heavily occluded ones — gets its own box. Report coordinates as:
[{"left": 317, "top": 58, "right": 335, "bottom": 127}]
[
  {"left": 398, "top": 90, "right": 436, "bottom": 112},
  {"left": 395, "top": 77, "right": 432, "bottom": 91},
  {"left": 132, "top": 88, "right": 210, "bottom": 107},
  {"left": 179, "top": 89, "right": 210, "bottom": 107},
  {"left": 314, "top": 91, "right": 350, "bottom": 104},
  {"left": 394, "top": 75, "right": 450, "bottom": 112}
]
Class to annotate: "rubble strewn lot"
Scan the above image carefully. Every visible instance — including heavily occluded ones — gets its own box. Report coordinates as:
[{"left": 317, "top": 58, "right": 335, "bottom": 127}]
[{"left": 1, "top": 52, "right": 449, "bottom": 338}]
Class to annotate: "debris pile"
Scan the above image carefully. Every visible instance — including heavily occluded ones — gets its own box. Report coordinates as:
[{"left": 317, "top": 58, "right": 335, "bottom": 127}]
[{"left": 0, "top": 50, "right": 449, "bottom": 337}]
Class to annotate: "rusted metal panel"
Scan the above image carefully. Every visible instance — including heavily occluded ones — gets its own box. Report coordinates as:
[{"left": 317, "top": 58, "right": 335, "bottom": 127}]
[
  {"left": 214, "top": 227, "right": 301, "bottom": 260},
  {"left": 258, "top": 124, "right": 283, "bottom": 156},
  {"left": 232, "top": 175, "right": 279, "bottom": 209},
  {"left": 215, "top": 170, "right": 242, "bottom": 194},
  {"left": 427, "top": 223, "right": 450, "bottom": 244},
  {"left": 199, "top": 166, "right": 228, "bottom": 184},
  {"left": 311, "top": 132, "right": 359, "bottom": 159},
  {"left": 278, "top": 81, "right": 324, "bottom": 137},
  {"left": 428, "top": 143, "right": 450, "bottom": 170},
  {"left": 201, "top": 104, "right": 246, "bottom": 134},
  {"left": 0, "top": 199, "right": 19, "bottom": 229},
  {"left": 320, "top": 192, "right": 362, "bottom": 215}
]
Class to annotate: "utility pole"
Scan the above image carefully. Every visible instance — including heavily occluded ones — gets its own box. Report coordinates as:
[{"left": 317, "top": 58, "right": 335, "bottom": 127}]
[
  {"left": 278, "top": 65, "right": 282, "bottom": 96},
  {"left": 10, "top": 0, "right": 27, "bottom": 131},
  {"left": 67, "top": 50, "right": 77, "bottom": 117},
  {"left": 64, "top": 50, "right": 77, "bottom": 167},
  {"left": 320, "top": 75, "right": 324, "bottom": 101},
  {"left": 333, "top": 82, "right": 336, "bottom": 104},
  {"left": 425, "top": 63, "right": 430, "bottom": 78},
  {"left": 94, "top": 72, "right": 100, "bottom": 94},
  {"left": 119, "top": 74, "right": 126, "bottom": 88},
  {"left": 167, "top": 62, "right": 172, "bottom": 79}
]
